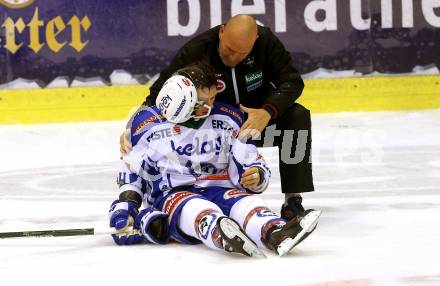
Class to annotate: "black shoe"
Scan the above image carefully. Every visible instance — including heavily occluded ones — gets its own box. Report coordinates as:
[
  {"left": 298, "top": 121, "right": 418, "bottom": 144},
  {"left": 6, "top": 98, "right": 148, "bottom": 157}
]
[
  {"left": 216, "top": 217, "right": 266, "bottom": 258},
  {"left": 262, "top": 209, "right": 321, "bottom": 256},
  {"left": 281, "top": 195, "right": 305, "bottom": 220}
]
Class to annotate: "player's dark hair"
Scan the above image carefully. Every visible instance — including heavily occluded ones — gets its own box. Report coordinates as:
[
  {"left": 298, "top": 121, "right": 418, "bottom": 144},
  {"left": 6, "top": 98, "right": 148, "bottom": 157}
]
[{"left": 175, "top": 62, "right": 217, "bottom": 89}]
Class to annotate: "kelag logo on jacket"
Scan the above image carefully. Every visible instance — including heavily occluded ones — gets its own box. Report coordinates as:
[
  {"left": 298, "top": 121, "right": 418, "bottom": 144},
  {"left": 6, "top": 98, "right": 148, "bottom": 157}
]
[
  {"left": 245, "top": 71, "right": 263, "bottom": 85},
  {"left": 0, "top": 0, "right": 33, "bottom": 8},
  {"left": 245, "top": 70, "right": 263, "bottom": 92}
]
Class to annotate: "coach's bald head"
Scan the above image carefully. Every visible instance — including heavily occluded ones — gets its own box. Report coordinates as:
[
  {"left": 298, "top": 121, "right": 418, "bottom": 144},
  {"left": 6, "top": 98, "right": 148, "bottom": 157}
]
[{"left": 219, "top": 15, "right": 258, "bottom": 67}]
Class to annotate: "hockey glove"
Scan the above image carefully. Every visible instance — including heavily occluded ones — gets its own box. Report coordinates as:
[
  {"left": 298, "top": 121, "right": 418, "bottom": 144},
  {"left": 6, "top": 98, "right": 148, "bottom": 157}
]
[
  {"left": 135, "top": 207, "right": 170, "bottom": 244},
  {"left": 108, "top": 200, "right": 144, "bottom": 245}
]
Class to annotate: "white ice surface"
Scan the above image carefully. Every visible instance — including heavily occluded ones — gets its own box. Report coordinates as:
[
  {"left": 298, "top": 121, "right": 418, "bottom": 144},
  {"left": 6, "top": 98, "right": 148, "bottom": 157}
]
[{"left": 1, "top": 110, "right": 440, "bottom": 286}]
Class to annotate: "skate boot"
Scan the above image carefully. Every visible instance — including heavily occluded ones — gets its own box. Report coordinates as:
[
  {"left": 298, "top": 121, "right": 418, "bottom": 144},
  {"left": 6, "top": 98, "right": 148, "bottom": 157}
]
[
  {"left": 263, "top": 209, "right": 321, "bottom": 256},
  {"left": 216, "top": 216, "right": 266, "bottom": 258},
  {"left": 281, "top": 195, "right": 305, "bottom": 220}
]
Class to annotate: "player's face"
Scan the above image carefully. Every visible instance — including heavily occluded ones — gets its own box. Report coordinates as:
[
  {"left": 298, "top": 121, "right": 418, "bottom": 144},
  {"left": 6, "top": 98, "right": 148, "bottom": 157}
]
[
  {"left": 193, "top": 85, "right": 217, "bottom": 117},
  {"left": 218, "top": 26, "right": 254, "bottom": 67}
]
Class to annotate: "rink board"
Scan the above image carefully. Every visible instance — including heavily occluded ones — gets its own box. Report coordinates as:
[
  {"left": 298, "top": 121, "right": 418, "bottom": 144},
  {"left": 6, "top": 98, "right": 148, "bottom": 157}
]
[{"left": 0, "top": 75, "right": 439, "bottom": 124}]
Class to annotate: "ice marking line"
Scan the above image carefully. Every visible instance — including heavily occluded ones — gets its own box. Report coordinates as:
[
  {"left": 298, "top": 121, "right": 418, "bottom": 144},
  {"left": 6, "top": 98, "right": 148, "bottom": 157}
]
[
  {"left": 22, "top": 166, "right": 115, "bottom": 194},
  {"left": 0, "top": 165, "right": 115, "bottom": 177},
  {"left": 312, "top": 175, "right": 399, "bottom": 186},
  {"left": 429, "top": 160, "right": 440, "bottom": 167},
  {"left": 264, "top": 195, "right": 440, "bottom": 206},
  {"left": 265, "top": 185, "right": 440, "bottom": 194},
  {"left": 0, "top": 196, "right": 114, "bottom": 201}
]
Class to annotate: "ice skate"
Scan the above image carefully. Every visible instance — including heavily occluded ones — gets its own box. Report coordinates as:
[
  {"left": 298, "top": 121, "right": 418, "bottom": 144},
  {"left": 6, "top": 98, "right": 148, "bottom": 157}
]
[
  {"left": 217, "top": 216, "right": 266, "bottom": 258},
  {"left": 263, "top": 209, "right": 321, "bottom": 256}
]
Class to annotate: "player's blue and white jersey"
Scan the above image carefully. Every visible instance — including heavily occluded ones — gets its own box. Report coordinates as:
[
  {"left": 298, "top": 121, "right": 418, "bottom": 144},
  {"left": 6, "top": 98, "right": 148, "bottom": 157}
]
[{"left": 117, "top": 102, "right": 271, "bottom": 206}]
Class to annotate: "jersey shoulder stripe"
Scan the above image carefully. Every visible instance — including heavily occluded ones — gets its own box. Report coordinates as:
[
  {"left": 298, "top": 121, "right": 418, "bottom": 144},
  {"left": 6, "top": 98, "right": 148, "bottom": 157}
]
[
  {"left": 210, "top": 102, "right": 245, "bottom": 128},
  {"left": 130, "top": 106, "right": 166, "bottom": 146}
]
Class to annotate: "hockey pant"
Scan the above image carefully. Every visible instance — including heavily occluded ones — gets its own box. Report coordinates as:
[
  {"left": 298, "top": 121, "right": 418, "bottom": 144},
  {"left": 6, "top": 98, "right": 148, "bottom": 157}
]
[{"left": 156, "top": 187, "right": 286, "bottom": 251}]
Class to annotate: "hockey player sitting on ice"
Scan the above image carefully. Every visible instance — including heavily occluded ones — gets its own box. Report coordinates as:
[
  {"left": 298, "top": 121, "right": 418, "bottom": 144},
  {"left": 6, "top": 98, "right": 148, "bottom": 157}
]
[{"left": 108, "top": 63, "right": 321, "bottom": 257}]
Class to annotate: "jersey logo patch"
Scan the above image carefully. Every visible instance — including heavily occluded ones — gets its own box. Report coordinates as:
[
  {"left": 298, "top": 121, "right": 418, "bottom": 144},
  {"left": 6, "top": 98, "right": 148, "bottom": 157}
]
[
  {"left": 173, "top": 125, "right": 181, "bottom": 134},
  {"left": 223, "top": 189, "right": 249, "bottom": 199},
  {"left": 216, "top": 79, "right": 226, "bottom": 93},
  {"left": 195, "top": 209, "right": 218, "bottom": 240},
  {"left": 146, "top": 127, "right": 179, "bottom": 142},
  {"left": 163, "top": 191, "right": 197, "bottom": 219},
  {"left": 219, "top": 106, "right": 243, "bottom": 125},
  {"left": 170, "top": 136, "right": 223, "bottom": 156},
  {"left": 243, "top": 206, "right": 273, "bottom": 231},
  {"left": 212, "top": 119, "right": 234, "bottom": 131},
  {"left": 133, "top": 114, "right": 164, "bottom": 136}
]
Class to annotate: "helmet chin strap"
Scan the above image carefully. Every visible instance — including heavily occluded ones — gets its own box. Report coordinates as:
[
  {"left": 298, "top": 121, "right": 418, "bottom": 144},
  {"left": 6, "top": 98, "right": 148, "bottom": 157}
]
[{"left": 192, "top": 101, "right": 212, "bottom": 120}]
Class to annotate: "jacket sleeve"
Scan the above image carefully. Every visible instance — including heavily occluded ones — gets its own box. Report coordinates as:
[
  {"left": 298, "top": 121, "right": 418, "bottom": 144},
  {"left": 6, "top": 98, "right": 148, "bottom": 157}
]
[
  {"left": 145, "top": 43, "right": 205, "bottom": 106},
  {"left": 262, "top": 28, "right": 304, "bottom": 119}
]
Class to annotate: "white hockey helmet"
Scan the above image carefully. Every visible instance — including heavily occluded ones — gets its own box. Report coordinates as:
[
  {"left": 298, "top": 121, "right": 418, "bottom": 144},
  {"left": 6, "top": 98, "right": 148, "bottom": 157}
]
[{"left": 156, "top": 75, "right": 198, "bottom": 123}]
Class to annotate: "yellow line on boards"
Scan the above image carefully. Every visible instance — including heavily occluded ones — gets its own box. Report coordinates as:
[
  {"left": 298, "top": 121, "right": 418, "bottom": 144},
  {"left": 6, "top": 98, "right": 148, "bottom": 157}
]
[{"left": 0, "top": 75, "right": 439, "bottom": 124}]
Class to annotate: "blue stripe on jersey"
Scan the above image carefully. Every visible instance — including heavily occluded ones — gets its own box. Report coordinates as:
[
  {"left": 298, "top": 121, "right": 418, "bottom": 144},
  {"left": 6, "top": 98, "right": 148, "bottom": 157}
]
[
  {"left": 116, "top": 172, "right": 139, "bottom": 185},
  {"left": 231, "top": 155, "right": 261, "bottom": 194},
  {"left": 141, "top": 179, "right": 148, "bottom": 197},
  {"left": 231, "top": 155, "right": 245, "bottom": 177},
  {"left": 210, "top": 101, "right": 246, "bottom": 128},
  {"left": 166, "top": 173, "right": 173, "bottom": 188},
  {"left": 129, "top": 173, "right": 138, "bottom": 184},
  {"left": 130, "top": 106, "right": 165, "bottom": 146},
  {"left": 117, "top": 172, "right": 127, "bottom": 185}
]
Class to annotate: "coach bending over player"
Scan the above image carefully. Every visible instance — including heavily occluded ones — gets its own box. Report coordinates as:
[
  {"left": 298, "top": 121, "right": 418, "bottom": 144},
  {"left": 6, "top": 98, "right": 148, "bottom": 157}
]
[
  {"left": 110, "top": 64, "right": 320, "bottom": 256},
  {"left": 121, "top": 14, "right": 314, "bottom": 220}
]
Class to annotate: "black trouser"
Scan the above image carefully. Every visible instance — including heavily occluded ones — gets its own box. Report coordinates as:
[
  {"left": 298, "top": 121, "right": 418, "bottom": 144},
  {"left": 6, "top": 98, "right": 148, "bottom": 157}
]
[{"left": 255, "top": 103, "right": 314, "bottom": 194}]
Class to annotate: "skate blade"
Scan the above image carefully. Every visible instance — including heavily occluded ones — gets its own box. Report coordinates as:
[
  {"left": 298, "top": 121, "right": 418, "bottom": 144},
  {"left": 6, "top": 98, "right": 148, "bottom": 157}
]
[
  {"left": 219, "top": 218, "right": 266, "bottom": 258},
  {"left": 277, "top": 210, "right": 321, "bottom": 257}
]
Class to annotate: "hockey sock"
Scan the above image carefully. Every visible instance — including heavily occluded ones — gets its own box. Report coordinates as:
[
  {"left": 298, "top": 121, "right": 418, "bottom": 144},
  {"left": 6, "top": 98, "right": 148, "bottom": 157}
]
[
  {"left": 178, "top": 198, "right": 225, "bottom": 251},
  {"left": 229, "top": 196, "right": 286, "bottom": 249}
]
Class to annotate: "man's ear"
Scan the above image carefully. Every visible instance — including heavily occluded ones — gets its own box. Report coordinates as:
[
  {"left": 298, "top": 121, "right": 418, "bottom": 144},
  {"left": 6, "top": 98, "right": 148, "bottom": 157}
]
[{"left": 219, "top": 25, "right": 225, "bottom": 39}]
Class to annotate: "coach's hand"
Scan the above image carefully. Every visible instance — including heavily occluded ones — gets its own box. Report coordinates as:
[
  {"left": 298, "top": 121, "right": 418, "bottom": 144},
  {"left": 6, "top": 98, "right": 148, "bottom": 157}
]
[
  {"left": 239, "top": 105, "right": 271, "bottom": 141},
  {"left": 120, "top": 128, "right": 132, "bottom": 156}
]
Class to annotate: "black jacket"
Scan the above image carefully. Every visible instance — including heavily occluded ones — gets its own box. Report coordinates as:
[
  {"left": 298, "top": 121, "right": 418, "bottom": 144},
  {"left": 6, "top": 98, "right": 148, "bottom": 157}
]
[{"left": 146, "top": 25, "right": 304, "bottom": 120}]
